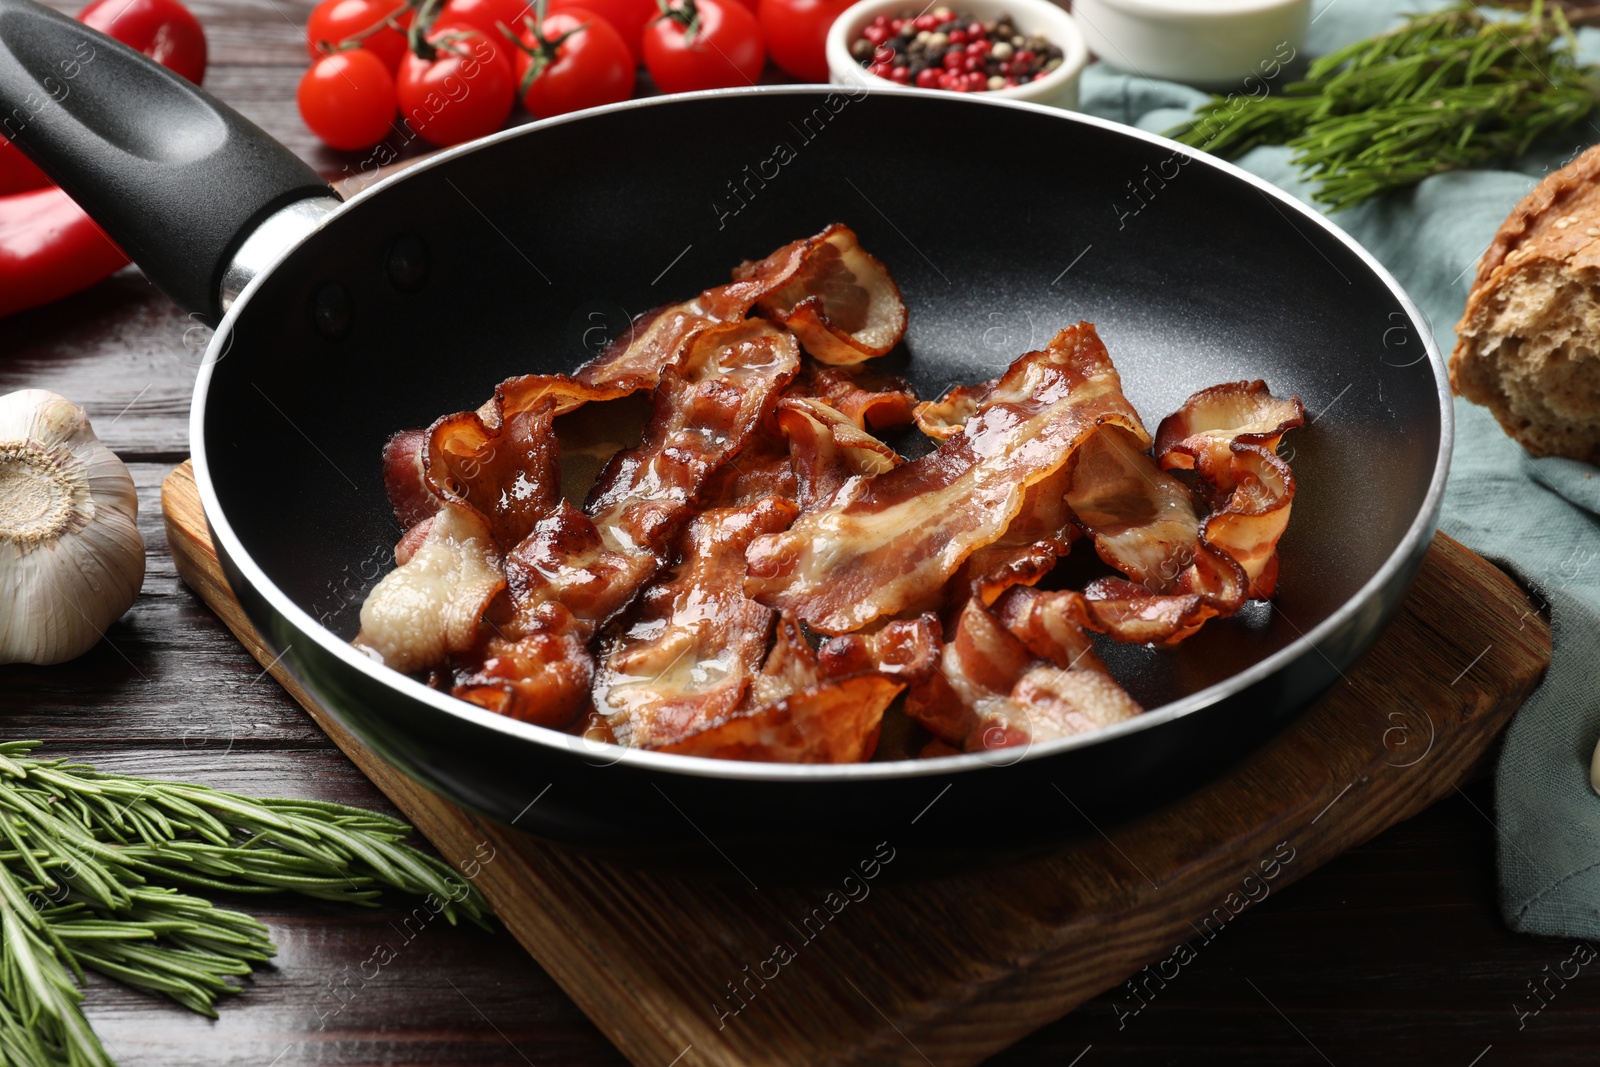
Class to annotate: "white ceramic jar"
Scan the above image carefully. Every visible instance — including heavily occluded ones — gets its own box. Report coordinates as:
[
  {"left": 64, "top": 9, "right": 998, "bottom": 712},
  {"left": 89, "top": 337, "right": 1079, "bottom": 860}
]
[{"left": 1070, "top": 0, "right": 1309, "bottom": 89}]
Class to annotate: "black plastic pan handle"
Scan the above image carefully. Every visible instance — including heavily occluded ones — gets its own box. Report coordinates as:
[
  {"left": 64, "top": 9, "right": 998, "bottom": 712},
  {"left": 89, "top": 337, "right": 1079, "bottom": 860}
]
[{"left": 0, "top": 0, "right": 337, "bottom": 323}]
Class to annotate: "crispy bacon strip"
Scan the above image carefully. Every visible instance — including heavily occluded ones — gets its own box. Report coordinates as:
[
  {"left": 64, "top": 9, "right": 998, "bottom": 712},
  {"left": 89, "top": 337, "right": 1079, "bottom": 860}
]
[
  {"left": 1156, "top": 381, "right": 1305, "bottom": 599},
  {"left": 576, "top": 224, "right": 906, "bottom": 391},
  {"left": 453, "top": 321, "right": 801, "bottom": 726},
  {"left": 354, "top": 505, "right": 505, "bottom": 674},
  {"left": 658, "top": 675, "right": 904, "bottom": 762},
  {"left": 382, "top": 428, "right": 434, "bottom": 529},
  {"left": 993, "top": 585, "right": 1107, "bottom": 674},
  {"left": 1017, "top": 382, "right": 1300, "bottom": 646},
  {"left": 425, "top": 404, "right": 562, "bottom": 550},
  {"left": 1058, "top": 427, "right": 1255, "bottom": 646},
  {"left": 904, "top": 597, "right": 1141, "bottom": 752},
  {"left": 1065, "top": 426, "right": 1198, "bottom": 593},
  {"left": 749, "top": 614, "right": 826, "bottom": 706},
  {"left": 596, "top": 496, "right": 937, "bottom": 759},
  {"left": 792, "top": 358, "right": 917, "bottom": 429},
  {"left": 381, "top": 375, "right": 640, "bottom": 545},
  {"left": 699, "top": 423, "right": 797, "bottom": 510},
  {"left": 1155, "top": 379, "right": 1303, "bottom": 477},
  {"left": 746, "top": 323, "right": 1145, "bottom": 635},
  {"left": 913, "top": 380, "right": 993, "bottom": 440},
  {"left": 586, "top": 320, "right": 801, "bottom": 548},
  {"left": 659, "top": 614, "right": 938, "bottom": 762},
  {"left": 593, "top": 499, "right": 798, "bottom": 749},
  {"left": 736, "top": 224, "right": 908, "bottom": 365},
  {"left": 774, "top": 396, "right": 902, "bottom": 509},
  {"left": 954, "top": 465, "right": 1079, "bottom": 608}
]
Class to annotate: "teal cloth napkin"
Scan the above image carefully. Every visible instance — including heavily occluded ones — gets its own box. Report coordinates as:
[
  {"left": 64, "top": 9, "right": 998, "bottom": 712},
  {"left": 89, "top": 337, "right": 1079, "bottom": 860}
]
[{"left": 1077, "top": 0, "right": 1600, "bottom": 938}]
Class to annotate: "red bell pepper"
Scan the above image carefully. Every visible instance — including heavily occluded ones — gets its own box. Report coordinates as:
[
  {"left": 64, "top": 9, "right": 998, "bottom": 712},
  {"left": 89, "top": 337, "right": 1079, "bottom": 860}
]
[
  {"left": 0, "top": 188, "right": 130, "bottom": 319},
  {"left": 0, "top": 139, "right": 50, "bottom": 196},
  {"left": 0, "top": 0, "right": 207, "bottom": 318}
]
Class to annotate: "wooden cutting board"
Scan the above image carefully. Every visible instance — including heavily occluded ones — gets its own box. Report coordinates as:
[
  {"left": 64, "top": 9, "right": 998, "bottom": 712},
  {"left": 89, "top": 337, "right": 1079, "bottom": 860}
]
[{"left": 162, "top": 460, "right": 1549, "bottom": 1067}]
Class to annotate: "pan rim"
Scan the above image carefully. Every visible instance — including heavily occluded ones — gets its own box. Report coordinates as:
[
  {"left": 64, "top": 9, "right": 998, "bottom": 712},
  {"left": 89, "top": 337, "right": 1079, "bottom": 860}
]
[{"left": 191, "top": 84, "right": 1454, "bottom": 784}]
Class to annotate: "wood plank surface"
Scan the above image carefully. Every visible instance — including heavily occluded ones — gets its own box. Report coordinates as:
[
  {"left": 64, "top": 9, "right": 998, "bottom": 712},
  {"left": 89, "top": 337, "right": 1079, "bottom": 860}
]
[
  {"left": 161, "top": 461, "right": 1550, "bottom": 1066},
  {"left": 4, "top": 0, "right": 1598, "bottom": 1061}
]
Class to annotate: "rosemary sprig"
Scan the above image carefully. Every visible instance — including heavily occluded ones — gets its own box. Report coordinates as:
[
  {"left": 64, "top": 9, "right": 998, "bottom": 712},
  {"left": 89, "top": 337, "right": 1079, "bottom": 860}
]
[
  {"left": 0, "top": 741, "right": 492, "bottom": 1067},
  {"left": 1169, "top": 0, "right": 1600, "bottom": 211}
]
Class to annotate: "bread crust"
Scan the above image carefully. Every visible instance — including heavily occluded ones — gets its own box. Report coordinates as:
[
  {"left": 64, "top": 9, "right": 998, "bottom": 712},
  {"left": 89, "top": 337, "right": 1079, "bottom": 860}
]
[{"left": 1452, "top": 143, "right": 1600, "bottom": 461}]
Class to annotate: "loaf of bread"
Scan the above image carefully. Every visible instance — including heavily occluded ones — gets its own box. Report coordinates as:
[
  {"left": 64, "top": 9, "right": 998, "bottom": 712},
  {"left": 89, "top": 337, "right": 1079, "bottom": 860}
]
[{"left": 1452, "top": 144, "right": 1600, "bottom": 462}]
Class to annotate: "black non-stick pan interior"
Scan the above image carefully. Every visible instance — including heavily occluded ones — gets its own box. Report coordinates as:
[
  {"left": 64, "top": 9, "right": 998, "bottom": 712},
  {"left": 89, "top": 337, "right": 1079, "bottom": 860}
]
[{"left": 204, "top": 90, "right": 1439, "bottom": 725}]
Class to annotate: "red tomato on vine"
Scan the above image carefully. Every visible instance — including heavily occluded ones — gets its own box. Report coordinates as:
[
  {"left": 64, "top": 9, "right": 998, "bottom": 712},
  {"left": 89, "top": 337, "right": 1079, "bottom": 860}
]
[
  {"left": 298, "top": 49, "right": 398, "bottom": 151},
  {"left": 79, "top": 0, "right": 208, "bottom": 83},
  {"left": 439, "top": 0, "right": 534, "bottom": 39},
  {"left": 397, "top": 26, "right": 517, "bottom": 146},
  {"left": 550, "top": 0, "right": 656, "bottom": 64},
  {"left": 512, "top": 9, "right": 636, "bottom": 118},
  {"left": 758, "top": 0, "right": 854, "bottom": 82},
  {"left": 305, "top": 0, "right": 413, "bottom": 71},
  {"left": 643, "top": 0, "right": 764, "bottom": 93}
]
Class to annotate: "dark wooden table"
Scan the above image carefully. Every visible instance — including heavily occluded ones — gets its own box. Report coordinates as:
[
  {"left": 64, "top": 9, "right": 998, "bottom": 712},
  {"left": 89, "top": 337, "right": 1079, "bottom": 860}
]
[{"left": 2, "top": 3, "right": 1596, "bottom": 1064}]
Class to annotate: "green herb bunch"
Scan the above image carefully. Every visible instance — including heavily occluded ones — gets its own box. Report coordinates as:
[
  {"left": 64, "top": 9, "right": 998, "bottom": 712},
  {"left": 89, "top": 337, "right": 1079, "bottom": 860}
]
[
  {"left": 0, "top": 741, "right": 490, "bottom": 1067},
  {"left": 1169, "top": 0, "right": 1600, "bottom": 211}
]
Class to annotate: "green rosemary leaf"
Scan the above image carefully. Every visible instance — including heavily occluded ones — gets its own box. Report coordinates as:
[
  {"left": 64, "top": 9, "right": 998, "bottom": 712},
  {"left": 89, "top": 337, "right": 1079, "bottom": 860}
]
[
  {"left": 1168, "top": 0, "right": 1600, "bottom": 210},
  {"left": 0, "top": 741, "right": 495, "bottom": 1066}
]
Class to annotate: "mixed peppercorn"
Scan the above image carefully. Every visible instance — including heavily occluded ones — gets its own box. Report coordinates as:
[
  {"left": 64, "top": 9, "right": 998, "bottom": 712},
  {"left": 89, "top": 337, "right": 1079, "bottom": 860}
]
[{"left": 849, "top": 7, "right": 1065, "bottom": 92}]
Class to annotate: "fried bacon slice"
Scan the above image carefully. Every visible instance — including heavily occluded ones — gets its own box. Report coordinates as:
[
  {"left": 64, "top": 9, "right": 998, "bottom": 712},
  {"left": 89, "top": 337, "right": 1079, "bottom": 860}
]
[
  {"left": 355, "top": 504, "right": 504, "bottom": 674},
  {"left": 913, "top": 380, "right": 994, "bottom": 440},
  {"left": 745, "top": 322, "right": 1145, "bottom": 635},
  {"left": 1078, "top": 540, "right": 1249, "bottom": 644},
  {"left": 1156, "top": 381, "right": 1305, "bottom": 599},
  {"left": 1155, "top": 379, "right": 1304, "bottom": 476},
  {"left": 594, "top": 499, "right": 798, "bottom": 749},
  {"left": 904, "top": 596, "right": 1141, "bottom": 752},
  {"left": 953, "top": 464, "right": 1079, "bottom": 609},
  {"left": 1065, "top": 426, "right": 1198, "bottom": 593},
  {"left": 382, "top": 428, "right": 434, "bottom": 529},
  {"left": 658, "top": 614, "right": 939, "bottom": 762},
  {"left": 736, "top": 224, "right": 908, "bottom": 365},
  {"left": 596, "top": 495, "right": 938, "bottom": 760},
  {"left": 380, "top": 375, "right": 640, "bottom": 542},
  {"left": 658, "top": 675, "right": 903, "bottom": 762},
  {"left": 774, "top": 396, "right": 903, "bottom": 508},
  {"left": 792, "top": 359, "right": 917, "bottom": 429},
  {"left": 577, "top": 223, "right": 907, "bottom": 390},
  {"left": 585, "top": 320, "right": 802, "bottom": 546},
  {"left": 453, "top": 321, "right": 802, "bottom": 726}
]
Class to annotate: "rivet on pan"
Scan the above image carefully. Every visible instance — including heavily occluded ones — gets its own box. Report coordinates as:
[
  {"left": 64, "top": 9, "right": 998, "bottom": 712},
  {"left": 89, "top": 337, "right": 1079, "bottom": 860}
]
[
  {"left": 387, "top": 234, "right": 430, "bottom": 293},
  {"left": 312, "top": 281, "right": 353, "bottom": 341}
]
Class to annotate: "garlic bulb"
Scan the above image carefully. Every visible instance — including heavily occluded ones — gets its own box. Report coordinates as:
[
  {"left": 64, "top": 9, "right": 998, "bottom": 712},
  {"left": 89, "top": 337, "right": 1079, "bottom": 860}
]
[{"left": 0, "top": 390, "right": 145, "bottom": 665}]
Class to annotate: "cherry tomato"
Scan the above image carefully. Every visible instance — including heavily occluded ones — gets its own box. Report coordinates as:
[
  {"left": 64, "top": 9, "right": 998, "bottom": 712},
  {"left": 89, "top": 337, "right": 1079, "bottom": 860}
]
[
  {"left": 514, "top": 9, "right": 635, "bottom": 118},
  {"left": 439, "top": 0, "right": 533, "bottom": 39},
  {"left": 643, "top": 0, "right": 764, "bottom": 94},
  {"left": 758, "top": 0, "right": 853, "bottom": 82},
  {"left": 550, "top": 0, "right": 655, "bottom": 64},
  {"left": 397, "top": 27, "right": 517, "bottom": 147},
  {"left": 78, "top": 0, "right": 208, "bottom": 84},
  {"left": 298, "top": 49, "right": 398, "bottom": 151},
  {"left": 305, "top": 0, "right": 414, "bottom": 71}
]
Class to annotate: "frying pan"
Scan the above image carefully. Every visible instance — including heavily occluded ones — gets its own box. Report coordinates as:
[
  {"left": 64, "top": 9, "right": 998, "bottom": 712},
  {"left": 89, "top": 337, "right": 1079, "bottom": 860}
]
[{"left": 0, "top": 0, "right": 1452, "bottom": 867}]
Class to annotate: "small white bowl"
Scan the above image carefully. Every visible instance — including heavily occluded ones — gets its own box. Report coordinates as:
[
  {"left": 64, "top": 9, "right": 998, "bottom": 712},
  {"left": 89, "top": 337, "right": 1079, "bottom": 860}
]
[
  {"left": 1070, "top": 0, "right": 1309, "bottom": 89},
  {"left": 825, "top": 0, "right": 1089, "bottom": 111}
]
